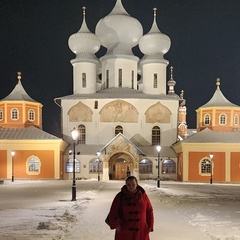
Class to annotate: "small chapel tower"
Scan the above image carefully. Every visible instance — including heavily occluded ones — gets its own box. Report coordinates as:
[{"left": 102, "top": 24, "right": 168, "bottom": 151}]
[{"left": 0, "top": 72, "right": 43, "bottom": 129}]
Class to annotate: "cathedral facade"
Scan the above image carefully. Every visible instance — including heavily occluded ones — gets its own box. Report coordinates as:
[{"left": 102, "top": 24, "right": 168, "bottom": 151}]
[{"left": 55, "top": 0, "right": 181, "bottom": 181}]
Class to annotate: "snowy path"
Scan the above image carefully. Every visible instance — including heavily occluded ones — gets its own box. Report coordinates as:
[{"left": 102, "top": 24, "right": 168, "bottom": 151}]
[
  {"left": 69, "top": 181, "right": 213, "bottom": 240},
  {"left": 69, "top": 180, "right": 123, "bottom": 240},
  {"left": 1, "top": 180, "right": 240, "bottom": 240},
  {"left": 143, "top": 184, "right": 213, "bottom": 240}
]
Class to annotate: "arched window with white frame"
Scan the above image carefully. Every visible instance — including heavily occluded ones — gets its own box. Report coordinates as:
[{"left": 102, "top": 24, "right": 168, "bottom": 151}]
[
  {"left": 201, "top": 158, "right": 211, "bottom": 174},
  {"left": 219, "top": 114, "right": 226, "bottom": 125},
  {"left": 204, "top": 114, "right": 210, "bottom": 125},
  {"left": 115, "top": 125, "right": 123, "bottom": 135},
  {"left": 152, "top": 126, "right": 160, "bottom": 145},
  {"left": 78, "top": 124, "right": 86, "bottom": 144},
  {"left": 27, "top": 156, "right": 41, "bottom": 175},
  {"left": 11, "top": 108, "right": 18, "bottom": 120},
  {"left": 28, "top": 109, "right": 35, "bottom": 121}
]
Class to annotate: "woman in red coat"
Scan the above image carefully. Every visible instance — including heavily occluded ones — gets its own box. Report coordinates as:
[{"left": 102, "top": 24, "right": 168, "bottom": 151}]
[{"left": 108, "top": 176, "right": 154, "bottom": 240}]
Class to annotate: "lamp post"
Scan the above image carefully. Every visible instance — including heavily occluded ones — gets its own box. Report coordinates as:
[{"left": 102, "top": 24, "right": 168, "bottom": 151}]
[
  {"left": 11, "top": 151, "right": 15, "bottom": 182},
  {"left": 209, "top": 153, "right": 213, "bottom": 184},
  {"left": 156, "top": 145, "right": 161, "bottom": 188},
  {"left": 97, "top": 151, "right": 101, "bottom": 181},
  {"left": 71, "top": 128, "right": 78, "bottom": 201}
]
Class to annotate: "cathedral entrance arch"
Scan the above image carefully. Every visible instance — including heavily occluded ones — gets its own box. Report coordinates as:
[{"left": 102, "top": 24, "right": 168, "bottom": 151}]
[{"left": 109, "top": 152, "right": 134, "bottom": 180}]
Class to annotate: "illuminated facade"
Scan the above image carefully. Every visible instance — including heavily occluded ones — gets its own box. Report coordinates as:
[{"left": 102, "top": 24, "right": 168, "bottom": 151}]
[
  {"left": 0, "top": 72, "right": 67, "bottom": 180},
  {"left": 173, "top": 79, "right": 240, "bottom": 183},
  {"left": 55, "top": 0, "right": 181, "bottom": 181}
]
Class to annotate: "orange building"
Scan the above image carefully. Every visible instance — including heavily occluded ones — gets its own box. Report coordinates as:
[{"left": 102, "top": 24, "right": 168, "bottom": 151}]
[
  {"left": 0, "top": 73, "right": 67, "bottom": 180},
  {"left": 172, "top": 79, "right": 240, "bottom": 183}
]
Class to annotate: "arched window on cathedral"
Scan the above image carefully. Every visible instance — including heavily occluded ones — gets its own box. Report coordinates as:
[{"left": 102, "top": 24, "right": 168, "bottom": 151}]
[
  {"left": 11, "top": 108, "right": 18, "bottom": 120},
  {"left": 0, "top": 109, "right": 3, "bottom": 120},
  {"left": 82, "top": 73, "right": 86, "bottom": 88},
  {"left": 219, "top": 114, "right": 226, "bottom": 125},
  {"left": 131, "top": 70, "right": 134, "bottom": 89},
  {"left": 115, "top": 125, "right": 123, "bottom": 135},
  {"left": 78, "top": 124, "right": 86, "bottom": 144},
  {"left": 119, "top": 69, "right": 122, "bottom": 87},
  {"left": 162, "top": 159, "right": 176, "bottom": 174},
  {"left": 153, "top": 73, "right": 157, "bottom": 88},
  {"left": 106, "top": 70, "right": 109, "bottom": 89},
  {"left": 89, "top": 158, "right": 102, "bottom": 173},
  {"left": 234, "top": 114, "right": 239, "bottom": 125},
  {"left": 204, "top": 114, "right": 210, "bottom": 125},
  {"left": 201, "top": 158, "right": 211, "bottom": 174},
  {"left": 66, "top": 158, "right": 80, "bottom": 173},
  {"left": 152, "top": 126, "right": 160, "bottom": 145},
  {"left": 139, "top": 158, "right": 152, "bottom": 174},
  {"left": 28, "top": 109, "right": 35, "bottom": 121}
]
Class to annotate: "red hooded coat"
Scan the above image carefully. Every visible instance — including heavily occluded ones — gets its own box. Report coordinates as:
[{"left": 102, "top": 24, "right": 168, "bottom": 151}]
[{"left": 108, "top": 185, "right": 154, "bottom": 240}]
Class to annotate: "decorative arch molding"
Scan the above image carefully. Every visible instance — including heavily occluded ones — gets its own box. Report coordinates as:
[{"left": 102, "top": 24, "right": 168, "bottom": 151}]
[
  {"left": 68, "top": 101, "right": 93, "bottom": 122},
  {"left": 100, "top": 100, "right": 139, "bottom": 122},
  {"left": 145, "top": 102, "right": 171, "bottom": 123},
  {"left": 109, "top": 152, "right": 134, "bottom": 164},
  {"left": 108, "top": 152, "right": 137, "bottom": 180}
]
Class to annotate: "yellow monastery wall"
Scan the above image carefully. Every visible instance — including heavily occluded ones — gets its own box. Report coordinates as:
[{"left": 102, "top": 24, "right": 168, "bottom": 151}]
[
  {"left": 13, "top": 150, "right": 55, "bottom": 179},
  {"left": 189, "top": 152, "right": 225, "bottom": 182},
  {"left": 231, "top": 152, "right": 240, "bottom": 182},
  {"left": 0, "top": 150, "right": 7, "bottom": 178}
]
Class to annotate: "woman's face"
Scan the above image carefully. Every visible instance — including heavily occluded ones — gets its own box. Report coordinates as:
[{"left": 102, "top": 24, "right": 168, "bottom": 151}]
[{"left": 126, "top": 178, "right": 138, "bottom": 193}]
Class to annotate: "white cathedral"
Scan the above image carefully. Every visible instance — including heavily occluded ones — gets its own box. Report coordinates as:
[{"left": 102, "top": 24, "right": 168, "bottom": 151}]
[{"left": 55, "top": 0, "right": 186, "bottom": 181}]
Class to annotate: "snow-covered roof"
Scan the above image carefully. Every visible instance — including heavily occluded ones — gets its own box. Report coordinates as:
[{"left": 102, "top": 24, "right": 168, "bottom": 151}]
[
  {"left": 65, "top": 144, "right": 105, "bottom": 155},
  {"left": 199, "top": 78, "right": 238, "bottom": 108},
  {"left": 0, "top": 126, "right": 60, "bottom": 140},
  {"left": 55, "top": 87, "right": 180, "bottom": 102},
  {"left": 177, "top": 128, "right": 240, "bottom": 143},
  {"left": 1, "top": 73, "right": 37, "bottom": 103},
  {"left": 138, "top": 146, "right": 177, "bottom": 158}
]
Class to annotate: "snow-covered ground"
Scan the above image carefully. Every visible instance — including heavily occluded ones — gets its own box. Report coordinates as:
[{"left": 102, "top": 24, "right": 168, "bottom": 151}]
[{"left": 0, "top": 179, "right": 240, "bottom": 240}]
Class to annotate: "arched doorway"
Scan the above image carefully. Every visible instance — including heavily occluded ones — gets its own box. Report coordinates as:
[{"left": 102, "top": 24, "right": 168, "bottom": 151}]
[{"left": 109, "top": 152, "right": 134, "bottom": 180}]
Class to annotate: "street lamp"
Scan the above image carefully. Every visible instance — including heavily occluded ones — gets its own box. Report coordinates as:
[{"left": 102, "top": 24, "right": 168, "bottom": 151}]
[
  {"left": 11, "top": 151, "right": 15, "bottom": 182},
  {"left": 97, "top": 151, "right": 101, "bottom": 181},
  {"left": 156, "top": 145, "right": 161, "bottom": 188},
  {"left": 209, "top": 153, "right": 213, "bottom": 184},
  {"left": 71, "top": 128, "right": 78, "bottom": 201}
]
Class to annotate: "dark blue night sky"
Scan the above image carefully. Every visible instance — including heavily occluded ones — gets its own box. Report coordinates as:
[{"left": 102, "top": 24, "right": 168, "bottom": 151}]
[{"left": 1, "top": 0, "right": 240, "bottom": 136}]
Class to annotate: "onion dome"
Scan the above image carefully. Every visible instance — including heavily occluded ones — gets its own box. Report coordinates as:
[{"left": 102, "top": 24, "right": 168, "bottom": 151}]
[
  {"left": 2, "top": 72, "right": 36, "bottom": 102},
  {"left": 95, "top": 0, "right": 143, "bottom": 55},
  {"left": 168, "top": 66, "right": 176, "bottom": 94},
  {"left": 139, "top": 8, "right": 171, "bottom": 58},
  {"left": 68, "top": 7, "right": 100, "bottom": 60}
]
